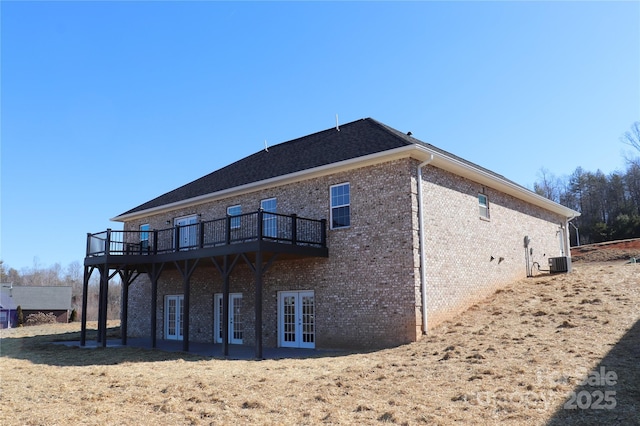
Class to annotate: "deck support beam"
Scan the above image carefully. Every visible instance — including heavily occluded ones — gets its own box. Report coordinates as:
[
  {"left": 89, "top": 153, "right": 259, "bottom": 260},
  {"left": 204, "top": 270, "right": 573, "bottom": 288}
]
[
  {"left": 80, "top": 265, "right": 94, "bottom": 346},
  {"left": 98, "top": 265, "right": 109, "bottom": 346},
  {"left": 242, "top": 249, "right": 278, "bottom": 360},
  {"left": 118, "top": 267, "right": 141, "bottom": 346},
  {"left": 175, "top": 259, "right": 200, "bottom": 352},
  {"left": 146, "top": 263, "right": 165, "bottom": 348},
  {"left": 254, "top": 250, "right": 263, "bottom": 359},
  {"left": 211, "top": 254, "right": 241, "bottom": 356}
]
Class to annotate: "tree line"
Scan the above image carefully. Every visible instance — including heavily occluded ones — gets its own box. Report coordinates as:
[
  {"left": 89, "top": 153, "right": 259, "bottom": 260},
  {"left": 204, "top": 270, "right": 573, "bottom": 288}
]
[
  {"left": 534, "top": 122, "right": 640, "bottom": 246},
  {"left": 0, "top": 260, "right": 121, "bottom": 321}
]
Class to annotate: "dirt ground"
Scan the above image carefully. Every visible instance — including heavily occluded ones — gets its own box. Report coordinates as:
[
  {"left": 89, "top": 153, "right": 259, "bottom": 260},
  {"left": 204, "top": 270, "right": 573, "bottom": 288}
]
[
  {"left": 571, "top": 237, "right": 640, "bottom": 262},
  {"left": 1, "top": 249, "right": 638, "bottom": 425}
]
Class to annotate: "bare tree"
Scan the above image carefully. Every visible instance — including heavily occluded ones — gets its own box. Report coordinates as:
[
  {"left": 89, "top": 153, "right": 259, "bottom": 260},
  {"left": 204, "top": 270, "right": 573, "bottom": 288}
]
[
  {"left": 534, "top": 167, "right": 563, "bottom": 203},
  {"left": 621, "top": 121, "right": 640, "bottom": 160}
]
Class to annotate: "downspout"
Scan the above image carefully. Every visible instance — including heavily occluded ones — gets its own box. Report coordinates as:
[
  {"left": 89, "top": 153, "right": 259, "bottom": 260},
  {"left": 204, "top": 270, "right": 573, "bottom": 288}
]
[{"left": 417, "top": 154, "right": 434, "bottom": 334}]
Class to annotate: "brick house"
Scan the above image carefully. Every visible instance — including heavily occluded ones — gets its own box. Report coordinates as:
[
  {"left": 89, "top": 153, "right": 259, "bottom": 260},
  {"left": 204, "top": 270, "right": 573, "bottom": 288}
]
[{"left": 81, "top": 118, "right": 578, "bottom": 357}]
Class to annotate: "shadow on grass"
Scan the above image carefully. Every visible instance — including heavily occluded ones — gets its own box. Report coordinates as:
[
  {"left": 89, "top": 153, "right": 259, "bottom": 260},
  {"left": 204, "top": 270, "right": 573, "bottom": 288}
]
[
  {"left": 547, "top": 318, "right": 640, "bottom": 425},
  {"left": 0, "top": 326, "right": 210, "bottom": 367},
  {"left": 1, "top": 325, "right": 354, "bottom": 366}
]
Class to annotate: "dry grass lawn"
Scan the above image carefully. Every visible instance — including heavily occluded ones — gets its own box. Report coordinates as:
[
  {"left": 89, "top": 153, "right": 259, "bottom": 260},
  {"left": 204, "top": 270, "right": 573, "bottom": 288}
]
[{"left": 1, "top": 258, "right": 638, "bottom": 425}]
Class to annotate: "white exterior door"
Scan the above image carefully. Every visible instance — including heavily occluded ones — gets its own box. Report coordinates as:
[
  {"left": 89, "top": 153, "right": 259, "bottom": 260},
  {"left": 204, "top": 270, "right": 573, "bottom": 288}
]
[
  {"left": 165, "top": 295, "right": 184, "bottom": 340},
  {"left": 278, "top": 291, "right": 315, "bottom": 348},
  {"left": 175, "top": 215, "right": 198, "bottom": 250},
  {"left": 214, "top": 293, "right": 243, "bottom": 344}
]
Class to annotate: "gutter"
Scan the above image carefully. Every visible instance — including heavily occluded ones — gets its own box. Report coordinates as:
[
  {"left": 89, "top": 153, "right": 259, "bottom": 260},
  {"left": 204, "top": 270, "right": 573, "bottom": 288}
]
[{"left": 417, "top": 154, "right": 434, "bottom": 334}]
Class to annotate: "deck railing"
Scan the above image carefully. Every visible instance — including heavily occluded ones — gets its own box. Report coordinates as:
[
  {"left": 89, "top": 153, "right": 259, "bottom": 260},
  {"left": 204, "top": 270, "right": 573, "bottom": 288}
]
[{"left": 86, "top": 210, "right": 327, "bottom": 258}]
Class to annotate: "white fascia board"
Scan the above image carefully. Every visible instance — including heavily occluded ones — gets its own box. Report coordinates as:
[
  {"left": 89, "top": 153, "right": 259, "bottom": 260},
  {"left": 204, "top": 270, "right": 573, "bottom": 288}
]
[
  {"left": 112, "top": 143, "right": 579, "bottom": 222},
  {"left": 412, "top": 145, "right": 580, "bottom": 218},
  {"left": 110, "top": 146, "right": 415, "bottom": 222}
]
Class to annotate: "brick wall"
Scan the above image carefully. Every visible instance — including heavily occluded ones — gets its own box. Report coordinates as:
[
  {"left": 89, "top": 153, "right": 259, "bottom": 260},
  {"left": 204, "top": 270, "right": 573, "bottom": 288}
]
[
  {"left": 126, "top": 159, "right": 419, "bottom": 349},
  {"left": 415, "top": 164, "right": 567, "bottom": 328},
  {"left": 125, "top": 157, "right": 568, "bottom": 349}
]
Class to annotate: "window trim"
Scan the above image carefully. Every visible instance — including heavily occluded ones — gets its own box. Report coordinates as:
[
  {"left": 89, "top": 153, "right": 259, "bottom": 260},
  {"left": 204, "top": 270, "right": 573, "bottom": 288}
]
[
  {"left": 478, "top": 193, "right": 490, "bottom": 220},
  {"left": 330, "top": 182, "right": 351, "bottom": 229}
]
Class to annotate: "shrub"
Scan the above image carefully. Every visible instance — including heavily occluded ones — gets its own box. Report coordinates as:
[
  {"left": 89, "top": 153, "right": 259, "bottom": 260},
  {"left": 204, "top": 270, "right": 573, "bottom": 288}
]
[
  {"left": 16, "top": 305, "right": 24, "bottom": 327},
  {"left": 69, "top": 308, "right": 77, "bottom": 322},
  {"left": 25, "top": 312, "right": 58, "bottom": 326}
]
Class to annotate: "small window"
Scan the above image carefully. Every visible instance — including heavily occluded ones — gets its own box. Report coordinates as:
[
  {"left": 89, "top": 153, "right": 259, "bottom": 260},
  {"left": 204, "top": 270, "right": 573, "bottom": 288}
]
[
  {"left": 330, "top": 183, "right": 350, "bottom": 229},
  {"left": 140, "top": 224, "right": 150, "bottom": 250},
  {"left": 227, "top": 205, "right": 242, "bottom": 229},
  {"left": 478, "top": 194, "right": 490, "bottom": 219}
]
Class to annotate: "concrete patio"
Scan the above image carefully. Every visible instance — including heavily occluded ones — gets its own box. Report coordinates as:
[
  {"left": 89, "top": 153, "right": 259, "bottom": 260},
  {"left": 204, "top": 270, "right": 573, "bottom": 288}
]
[{"left": 56, "top": 338, "right": 347, "bottom": 360}]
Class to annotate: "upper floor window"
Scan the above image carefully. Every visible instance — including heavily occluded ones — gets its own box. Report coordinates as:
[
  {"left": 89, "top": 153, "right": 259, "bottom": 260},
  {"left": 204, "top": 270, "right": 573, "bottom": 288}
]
[
  {"left": 140, "top": 224, "right": 150, "bottom": 250},
  {"left": 227, "top": 205, "right": 242, "bottom": 229},
  {"left": 330, "top": 183, "right": 350, "bottom": 229},
  {"left": 478, "top": 193, "right": 490, "bottom": 220}
]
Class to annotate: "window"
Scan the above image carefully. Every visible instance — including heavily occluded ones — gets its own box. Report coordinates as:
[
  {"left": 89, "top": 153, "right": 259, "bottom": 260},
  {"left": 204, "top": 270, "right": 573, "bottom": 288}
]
[
  {"left": 140, "top": 224, "right": 150, "bottom": 251},
  {"left": 478, "top": 193, "right": 490, "bottom": 219},
  {"left": 330, "top": 183, "right": 350, "bottom": 229},
  {"left": 227, "top": 205, "right": 242, "bottom": 229},
  {"left": 261, "top": 198, "right": 277, "bottom": 238}
]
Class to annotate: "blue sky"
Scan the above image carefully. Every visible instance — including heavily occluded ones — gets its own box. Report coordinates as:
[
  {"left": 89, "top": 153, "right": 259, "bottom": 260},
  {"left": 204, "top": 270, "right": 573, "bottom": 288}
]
[{"left": 1, "top": 1, "right": 639, "bottom": 273}]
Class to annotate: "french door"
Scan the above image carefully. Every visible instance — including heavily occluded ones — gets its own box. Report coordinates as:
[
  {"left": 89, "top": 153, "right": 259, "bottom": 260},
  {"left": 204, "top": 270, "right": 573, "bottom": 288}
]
[
  {"left": 261, "top": 198, "right": 277, "bottom": 238},
  {"left": 214, "top": 293, "right": 243, "bottom": 344},
  {"left": 165, "top": 295, "right": 184, "bottom": 340},
  {"left": 278, "top": 291, "right": 315, "bottom": 348},
  {"left": 174, "top": 215, "right": 198, "bottom": 250}
]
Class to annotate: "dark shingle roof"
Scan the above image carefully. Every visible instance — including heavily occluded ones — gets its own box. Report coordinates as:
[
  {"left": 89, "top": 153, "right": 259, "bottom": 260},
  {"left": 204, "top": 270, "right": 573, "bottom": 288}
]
[
  {"left": 0, "top": 291, "right": 17, "bottom": 311},
  {"left": 119, "top": 118, "right": 519, "bottom": 217},
  {"left": 0, "top": 287, "right": 72, "bottom": 311}
]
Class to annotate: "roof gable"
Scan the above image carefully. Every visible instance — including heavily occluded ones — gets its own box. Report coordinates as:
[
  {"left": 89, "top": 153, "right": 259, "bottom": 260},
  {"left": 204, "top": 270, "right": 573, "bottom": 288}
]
[
  {"left": 119, "top": 118, "right": 418, "bottom": 216},
  {"left": 114, "top": 117, "right": 578, "bottom": 220}
]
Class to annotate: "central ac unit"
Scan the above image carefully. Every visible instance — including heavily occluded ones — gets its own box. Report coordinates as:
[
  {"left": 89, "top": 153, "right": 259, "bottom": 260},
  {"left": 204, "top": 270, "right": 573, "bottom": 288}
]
[{"left": 549, "top": 256, "right": 571, "bottom": 273}]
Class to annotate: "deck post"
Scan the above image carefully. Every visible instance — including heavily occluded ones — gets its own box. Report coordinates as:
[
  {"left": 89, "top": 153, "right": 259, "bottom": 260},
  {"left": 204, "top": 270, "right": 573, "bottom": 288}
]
[
  {"left": 97, "top": 267, "right": 103, "bottom": 343},
  {"left": 222, "top": 256, "right": 230, "bottom": 357},
  {"left": 80, "top": 265, "right": 91, "bottom": 346},
  {"left": 320, "top": 219, "right": 327, "bottom": 247},
  {"left": 86, "top": 233, "right": 92, "bottom": 256},
  {"left": 149, "top": 264, "right": 161, "bottom": 348},
  {"left": 153, "top": 230, "right": 158, "bottom": 255},
  {"left": 254, "top": 250, "right": 263, "bottom": 359},
  {"left": 102, "top": 267, "right": 109, "bottom": 347},
  {"left": 175, "top": 259, "right": 198, "bottom": 353},
  {"left": 291, "top": 214, "right": 298, "bottom": 245},
  {"left": 257, "top": 209, "right": 264, "bottom": 240},
  {"left": 121, "top": 278, "right": 129, "bottom": 345},
  {"left": 183, "top": 269, "right": 190, "bottom": 352},
  {"left": 145, "top": 262, "right": 165, "bottom": 349},
  {"left": 97, "top": 265, "right": 109, "bottom": 347}
]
